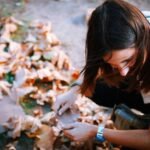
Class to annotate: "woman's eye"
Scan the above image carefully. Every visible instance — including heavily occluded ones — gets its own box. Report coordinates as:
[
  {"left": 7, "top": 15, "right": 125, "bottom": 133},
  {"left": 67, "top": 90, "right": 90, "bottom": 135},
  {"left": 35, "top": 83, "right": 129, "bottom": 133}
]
[
  {"left": 123, "top": 62, "right": 128, "bottom": 67},
  {"left": 122, "top": 60, "right": 130, "bottom": 67}
]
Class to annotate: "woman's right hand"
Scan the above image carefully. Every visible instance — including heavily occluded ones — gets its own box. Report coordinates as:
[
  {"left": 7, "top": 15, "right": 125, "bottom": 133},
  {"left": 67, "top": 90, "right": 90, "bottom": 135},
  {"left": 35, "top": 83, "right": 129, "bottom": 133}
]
[{"left": 53, "top": 86, "right": 79, "bottom": 115}]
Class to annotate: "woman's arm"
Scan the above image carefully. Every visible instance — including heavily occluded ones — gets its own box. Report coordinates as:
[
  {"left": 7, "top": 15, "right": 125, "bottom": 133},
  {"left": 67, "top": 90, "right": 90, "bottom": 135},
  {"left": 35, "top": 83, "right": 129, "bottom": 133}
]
[
  {"left": 104, "top": 128, "right": 150, "bottom": 150},
  {"left": 63, "top": 122, "right": 150, "bottom": 150}
]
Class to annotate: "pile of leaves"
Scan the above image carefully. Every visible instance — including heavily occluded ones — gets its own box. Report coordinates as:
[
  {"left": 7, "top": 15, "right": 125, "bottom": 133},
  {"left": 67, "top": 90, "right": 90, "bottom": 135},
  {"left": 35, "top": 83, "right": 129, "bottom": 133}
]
[{"left": 0, "top": 17, "right": 117, "bottom": 150}]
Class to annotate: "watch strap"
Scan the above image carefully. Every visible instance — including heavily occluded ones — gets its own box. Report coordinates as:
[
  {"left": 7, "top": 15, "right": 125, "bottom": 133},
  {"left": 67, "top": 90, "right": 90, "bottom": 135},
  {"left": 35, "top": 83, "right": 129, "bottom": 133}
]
[{"left": 95, "top": 125, "right": 106, "bottom": 142}]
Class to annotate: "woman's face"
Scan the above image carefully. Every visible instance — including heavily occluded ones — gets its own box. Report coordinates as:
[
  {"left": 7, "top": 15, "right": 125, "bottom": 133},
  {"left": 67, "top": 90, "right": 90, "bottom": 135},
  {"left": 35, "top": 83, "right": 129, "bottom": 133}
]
[{"left": 103, "top": 48, "right": 136, "bottom": 76}]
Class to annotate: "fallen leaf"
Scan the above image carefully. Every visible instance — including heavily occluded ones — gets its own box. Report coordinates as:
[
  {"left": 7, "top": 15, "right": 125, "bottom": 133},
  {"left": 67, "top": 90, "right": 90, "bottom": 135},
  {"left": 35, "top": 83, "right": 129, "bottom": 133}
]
[
  {"left": 0, "top": 96, "right": 25, "bottom": 125},
  {"left": 35, "top": 125, "right": 56, "bottom": 150},
  {"left": 57, "top": 106, "right": 80, "bottom": 125}
]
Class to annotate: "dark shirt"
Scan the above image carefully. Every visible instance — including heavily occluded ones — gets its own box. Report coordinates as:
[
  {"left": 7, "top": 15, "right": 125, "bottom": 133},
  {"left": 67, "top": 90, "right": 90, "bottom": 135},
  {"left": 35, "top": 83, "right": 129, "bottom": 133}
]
[{"left": 90, "top": 81, "right": 150, "bottom": 114}]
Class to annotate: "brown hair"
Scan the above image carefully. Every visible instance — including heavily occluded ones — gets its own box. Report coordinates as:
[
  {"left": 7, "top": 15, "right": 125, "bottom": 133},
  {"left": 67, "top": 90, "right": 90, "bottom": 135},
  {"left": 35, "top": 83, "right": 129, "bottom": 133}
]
[{"left": 80, "top": 0, "right": 150, "bottom": 96}]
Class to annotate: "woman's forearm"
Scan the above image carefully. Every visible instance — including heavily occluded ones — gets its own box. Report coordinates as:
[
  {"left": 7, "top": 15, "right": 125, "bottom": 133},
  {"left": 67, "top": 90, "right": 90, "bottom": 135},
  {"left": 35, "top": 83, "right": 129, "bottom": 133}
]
[{"left": 103, "top": 128, "right": 150, "bottom": 150}]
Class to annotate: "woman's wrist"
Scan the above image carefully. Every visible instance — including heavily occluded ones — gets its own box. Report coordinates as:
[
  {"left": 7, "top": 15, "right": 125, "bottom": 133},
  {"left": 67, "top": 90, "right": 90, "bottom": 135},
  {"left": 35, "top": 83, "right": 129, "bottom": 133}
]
[
  {"left": 87, "top": 124, "right": 98, "bottom": 139},
  {"left": 95, "top": 124, "right": 106, "bottom": 142}
]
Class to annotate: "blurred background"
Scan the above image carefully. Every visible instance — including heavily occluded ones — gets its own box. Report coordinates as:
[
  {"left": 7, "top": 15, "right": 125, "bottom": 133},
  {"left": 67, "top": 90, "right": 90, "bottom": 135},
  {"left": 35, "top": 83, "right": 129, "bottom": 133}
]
[{"left": 0, "top": 0, "right": 150, "bottom": 69}]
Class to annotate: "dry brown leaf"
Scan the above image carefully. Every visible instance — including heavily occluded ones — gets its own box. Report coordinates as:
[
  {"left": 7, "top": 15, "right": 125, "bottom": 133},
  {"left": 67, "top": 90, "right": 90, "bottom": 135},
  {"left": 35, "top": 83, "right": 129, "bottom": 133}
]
[
  {"left": 52, "top": 70, "right": 70, "bottom": 83},
  {"left": 30, "top": 89, "right": 56, "bottom": 105},
  {"left": 5, "top": 23, "right": 18, "bottom": 33},
  {"left": 46, "top": 32, "right": 60, "bottom": 46},
  {"left": 13, "top": 68, "right": 27, "bottom": 87},
  {"left": 35, "top": 125, "right": 56, "bottom": 150},
  {"left": 71, "top": 70, "right": 80, "bottom": 80},
  {"left": 21, "top": 115, "right": 42, "bottom": 133},
  {"left": 0, "top": 65, "right": 10, "bottom": 78},
  {"left": 57, "top": 107, "right": 80, "bottom": 125},
  {"left": 40, "top": 21, "right": 52, "bottom": 33},
  {"left": 9, "top": 41, "right": 22, "bottom": 54},
  {"left": 43, "top": 51, "right": 55, "bottom": 61},
  {"left": 25, "top": 33, "right": 37, "bottom": 43},
  {"left": 42, "top": 61, "right": 55, "bottom": 71},
  {"left": 0, "top": 43, "right": 6, "bottom": 51},
  {"left": 29, "top": 20, "right": 46, "bottom": 29},
  {"left": 6, "top": 116, "right": 22, "bottom": 138},
  {"left": 0, "top": 96, "right": 25, "bottom": 125},
  {"left": 10, "top": 86, "right": 37, "bottom": 101},
  {"left": 0, "top": 32, "right": 11, "bottom": 42},
  {"left": 5, "top": 144, "right": 16, "bottom": 150},
  {"left": 0, "top": 80, "right": 12, "bottom": 96},
  {"left": 0, "top": 51, "right": 11, "bottom": 63},
  {"left": 34, "top": 40, "right": 51, "bottom": 51},
  {"left": 21, "top": 43, "right": 34, "bottom": 56},
  {"left": 31, "top": 51, "right": 42, "bottom": 61},
  {"left": 51, "top": 50, "right": 71, "bottom": 70},
  {"left": 4, "top": 115, "right": 42, "bottom": 138},
  {"left": 40, "top": 111, "right": 57, "bottom": 126},
  {"left": 9, "top": 16, "right": 24, "bottom": 26},
  {"left": 45, "top": 90, "right": 56, "bottom": 100},
  {"left": 37, "top": 68, "right": 51, "bottom": 80},
  {"left": 13, "top": 68, "right": 37, "bottom": 88},
  {"left": 55, "top": 80, "right": 67, "bottom": 91}
]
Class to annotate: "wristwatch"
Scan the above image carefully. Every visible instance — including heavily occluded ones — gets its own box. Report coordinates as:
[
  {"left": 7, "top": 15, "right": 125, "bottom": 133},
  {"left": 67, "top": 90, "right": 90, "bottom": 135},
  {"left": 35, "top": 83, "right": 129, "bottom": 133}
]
[{"left": 95, "top": 125, "right": 106, "bottom": 142}]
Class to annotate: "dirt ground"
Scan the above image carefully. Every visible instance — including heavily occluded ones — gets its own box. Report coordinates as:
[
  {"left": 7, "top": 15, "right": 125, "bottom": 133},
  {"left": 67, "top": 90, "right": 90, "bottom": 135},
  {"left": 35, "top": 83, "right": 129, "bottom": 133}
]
[{"left": 1, "top": 0, "right": 150, "bottom": 69}]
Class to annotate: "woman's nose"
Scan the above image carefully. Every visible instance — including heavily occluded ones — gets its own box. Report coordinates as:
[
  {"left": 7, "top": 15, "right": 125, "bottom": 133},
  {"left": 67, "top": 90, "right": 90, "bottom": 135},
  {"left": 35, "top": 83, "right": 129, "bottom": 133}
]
[{"left": 119, "top": 67, "right": 129, "bottom": 76}]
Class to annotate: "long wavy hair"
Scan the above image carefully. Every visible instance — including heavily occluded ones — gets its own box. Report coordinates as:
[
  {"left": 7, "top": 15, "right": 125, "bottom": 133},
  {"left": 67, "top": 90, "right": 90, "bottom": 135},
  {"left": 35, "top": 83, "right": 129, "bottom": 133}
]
[{"left": 80, "top": 0, "right": 150, "bottom": 96}]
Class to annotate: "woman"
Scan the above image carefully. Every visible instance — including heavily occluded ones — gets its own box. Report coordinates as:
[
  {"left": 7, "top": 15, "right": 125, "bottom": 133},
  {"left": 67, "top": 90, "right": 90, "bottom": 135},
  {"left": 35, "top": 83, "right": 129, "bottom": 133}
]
[{"left": 53, "top": 0, "right": 150, "bottom": 149}]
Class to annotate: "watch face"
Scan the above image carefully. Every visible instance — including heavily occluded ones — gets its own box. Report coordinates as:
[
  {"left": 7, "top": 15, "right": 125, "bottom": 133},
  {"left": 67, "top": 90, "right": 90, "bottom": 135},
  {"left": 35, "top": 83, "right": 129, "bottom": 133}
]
[{"left": 56, "top": 105, "right": 80, "bottom": 124}]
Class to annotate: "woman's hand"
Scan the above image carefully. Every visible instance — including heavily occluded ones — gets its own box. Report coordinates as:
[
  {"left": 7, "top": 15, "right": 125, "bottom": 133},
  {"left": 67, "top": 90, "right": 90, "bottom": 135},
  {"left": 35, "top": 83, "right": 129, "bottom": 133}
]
[
  {"left": 53, "top": 86, "right": 79, "bottom": 115},
  {"left": 62, "top": 122, "right": 98, "bottom": 142}
]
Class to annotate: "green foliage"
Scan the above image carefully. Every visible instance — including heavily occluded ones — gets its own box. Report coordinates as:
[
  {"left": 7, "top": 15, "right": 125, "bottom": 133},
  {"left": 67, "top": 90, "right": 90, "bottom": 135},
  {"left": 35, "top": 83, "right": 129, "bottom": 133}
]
[
  {"left": 11, "top": 24, "right": 28, "bottom": 42},
  {"left": 3, "top": 44, "right": 9, "bottom": 52},
  {"left": 20, "top": 95, "right": 51, "bottom": 115},
  {"left": 4, "top": 72, "right": 15, "bottom": 84},
  {"left": 34, "top": 79, "right": 53, "bottom": 92},
  {"left": 0, "top": 132, "right": 10, "bottom": 149},
  {"left": 0, "top": 131, "right": 35, "bottom": 150},
  {"left": 20, "top": 96, "right": 38, "bottom": 115},
  {"left": 15, "top": 133, "right": 34, "bottom": 150}
]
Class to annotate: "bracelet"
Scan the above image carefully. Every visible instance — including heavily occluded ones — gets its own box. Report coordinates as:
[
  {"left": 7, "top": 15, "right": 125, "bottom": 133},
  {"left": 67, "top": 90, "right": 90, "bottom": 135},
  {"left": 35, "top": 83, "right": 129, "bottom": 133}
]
[{"left": 95, "top": 125, "right": 106, "bottom": 143}]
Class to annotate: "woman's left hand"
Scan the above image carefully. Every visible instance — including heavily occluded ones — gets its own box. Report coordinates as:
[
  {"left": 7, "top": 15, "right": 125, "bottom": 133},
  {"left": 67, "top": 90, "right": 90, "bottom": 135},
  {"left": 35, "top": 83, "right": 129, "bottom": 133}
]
[{"left": 62, "top": 122, "right": 98, "bottom": 142}]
